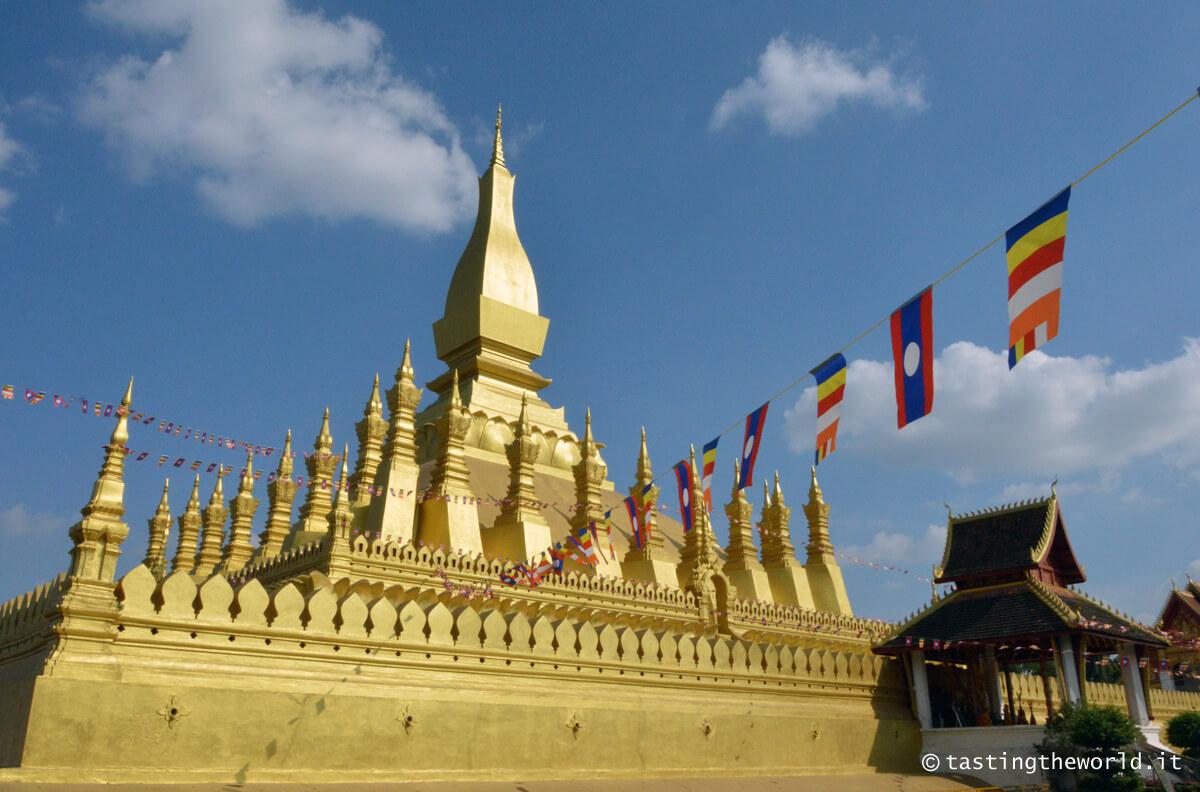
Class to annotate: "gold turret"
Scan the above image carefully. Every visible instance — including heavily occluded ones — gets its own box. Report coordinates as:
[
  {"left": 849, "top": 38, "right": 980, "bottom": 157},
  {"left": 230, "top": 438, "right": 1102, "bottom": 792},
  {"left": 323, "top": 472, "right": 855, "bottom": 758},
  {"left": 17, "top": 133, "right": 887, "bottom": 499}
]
[
  {"left": 722, "top": 460, "right": 772, "bottom": 603},
  {"left": 485, "top": 393, "right": 552, "bottom": 562},
  {"left": 172, "top": 475, "right": 202, "bottom": 575},
  {"left": 366, "top": 340, "right": 424, "bottom": 545},
  {"left": 222, "top": 451, "right": 258, "bottom": 573},
  {"left": 330, "top": 443, "right": 353, "bottom": 541},
  {"left": 760, "top": 472, "right": 815, "bottom": 610},
  {"left": 491, "top": 103, "right": 505, "bottom": 168},
  {"left": 802, "top": 466, "right": 853, "bottom": 616},
  {"left": 418, "top": 370, "right": 482, "bottom": 554},
  {"left": 67, "top": 377, "right": 134, "bottom": 584},
  {"left": 677, "top": 446, "right": 719, "bottom": 584},
  {"left": 258, "top": 429, "right": 297, "bottom": 558},
  {"left": 290, "top": 408, "right": 338, "bottom": 549},
  {"left": 194, "top": 467, "right": 227, "bottom": 577},
  {"left": 619, "top": 428, "right": 675, "bottom": 587},
  {"left": 569, "top": 408, "right": 615, "bottom": 573},
  {"left": 350, "top": 373, "right": 387, "bottom": 514},
  {"left": 144, "top": 479, "right": 171, "bottom": 579}
]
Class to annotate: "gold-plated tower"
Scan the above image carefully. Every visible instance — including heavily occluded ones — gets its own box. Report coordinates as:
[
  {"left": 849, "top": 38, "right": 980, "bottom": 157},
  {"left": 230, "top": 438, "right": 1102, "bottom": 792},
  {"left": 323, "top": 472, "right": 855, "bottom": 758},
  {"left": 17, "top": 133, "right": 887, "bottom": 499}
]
[
  {"left": 568, "top": 409, "right": 619, "bottom": 576},
  {"left": 289, "top": 408, "right": 337, "bottom": 550},
  {"left": 222, "top": 451, "right": 258, "bottom": 573},
  {"left": 194, "top": 467, "right": 227, "bottom": 578},
  {"left": 144, "top": 479, "right": 171, "bottom": 579},
  {"left": 677, "top": 446, "right": 719, "bottom": 585},
  {"left": 803, "top": 467, "right": 853, "bottom": 615},
  {"left": 484, "top": 394, "right": 552, "bottom": 562},
  {"left": 350, "top": 373, "right": 386, "bottom": 516},
  {"left": 257, "top": 429, "right": 297, "bottom": 559},
  {"left": 417, "top": 370, "right": 482, "bottom": 554},
  {"left": 330, "top": 443, "right": 354, "bottom": 541},
  {"left": 761, "top": 472, "right": 815, "bottom": 610},
  {"left": 172, "top": 475, "right": 202, "bottom": 575},
  {"left": 366, "top": 340, "right": 423, "bottom": 545},
  {"left": 722, "top": 460, "right": 773, "bottom": 603},
  {"left": 67, "top": 377, "right": 134, "bottom": 583},
  {"left": 620, "top": 428, "right": 675, "bottom": 587}
]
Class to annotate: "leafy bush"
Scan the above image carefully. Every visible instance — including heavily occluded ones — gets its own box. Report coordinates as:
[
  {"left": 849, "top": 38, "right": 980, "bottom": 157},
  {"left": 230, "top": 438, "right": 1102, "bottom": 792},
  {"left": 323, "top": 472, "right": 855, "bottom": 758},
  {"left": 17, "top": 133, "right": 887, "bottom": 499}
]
[
  {"left": 1167, "top": 711, "right": 1200, "bottom": 759},
  {"left": 1037, "top": 703, "right": 1143, "bottom": 791}
]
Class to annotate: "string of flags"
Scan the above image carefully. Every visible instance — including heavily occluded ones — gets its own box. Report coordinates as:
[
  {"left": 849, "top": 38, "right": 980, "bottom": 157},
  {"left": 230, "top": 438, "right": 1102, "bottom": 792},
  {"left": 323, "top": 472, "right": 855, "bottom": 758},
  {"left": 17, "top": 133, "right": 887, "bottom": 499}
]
[
  {"left": 2, "top": 387, "right": 278, "bottom": 458},
  {"left": 656, "top": 89, "right": 1197, "bottom": 492}
]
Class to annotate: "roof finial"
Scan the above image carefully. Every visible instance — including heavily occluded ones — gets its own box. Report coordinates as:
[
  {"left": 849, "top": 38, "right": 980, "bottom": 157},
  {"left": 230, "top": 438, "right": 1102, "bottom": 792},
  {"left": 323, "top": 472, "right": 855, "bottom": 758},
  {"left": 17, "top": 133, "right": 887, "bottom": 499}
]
[
  {"left": 366, "top": 372, "right": 382, "bottom": 417},
  {"left": 944, "top": 501, "right": 953, "bottom": 520},
  {"left": 1050, "top": 478, "right": 1058, "bottom": 497},
  {"left": 730, "top": 459, "right": 743, "bottom": 498},
  {"left": 121, "top": 376, "right": 134, "bottom": 408},
  {"left": 156, "top": 478, "right": 171, "bottom": 513},
  {"left": 808, "top": 465, "right": 823, "bottom": 503},
  {"left": 316, "top": 407, "right": 333, "bottom": 452},
  {"left": 516, "top": 391, "right": 530, "bottom": 436},
  {"left": 240, "top": 449, "right": 254, "bottom": 492},
  {"left": 491, "top": 103, "right": 506, "bottom": 168}
]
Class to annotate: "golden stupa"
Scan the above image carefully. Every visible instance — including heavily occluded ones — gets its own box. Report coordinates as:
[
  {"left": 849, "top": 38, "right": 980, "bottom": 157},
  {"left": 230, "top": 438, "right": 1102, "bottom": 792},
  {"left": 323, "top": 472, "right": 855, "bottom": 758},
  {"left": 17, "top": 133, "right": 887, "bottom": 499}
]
[{"left": 0, "top": 109, "right": 920, "bottom": 783}]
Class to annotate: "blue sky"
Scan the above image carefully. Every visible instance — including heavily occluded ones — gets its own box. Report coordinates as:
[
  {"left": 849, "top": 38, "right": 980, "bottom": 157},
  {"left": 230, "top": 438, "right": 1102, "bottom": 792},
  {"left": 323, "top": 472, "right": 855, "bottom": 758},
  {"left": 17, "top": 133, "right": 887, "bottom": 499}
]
[{"left": 1, "top": 1, "right": 1199, "bottom": 623}]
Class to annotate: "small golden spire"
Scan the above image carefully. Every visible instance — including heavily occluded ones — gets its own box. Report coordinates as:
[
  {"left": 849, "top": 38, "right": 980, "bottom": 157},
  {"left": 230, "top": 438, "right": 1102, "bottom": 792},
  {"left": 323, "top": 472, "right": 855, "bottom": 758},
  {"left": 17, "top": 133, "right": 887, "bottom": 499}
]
[
  {"left": 277, "top": 428, "right": 294, "bottom": 478},
  {"left": 156, "top": 478, "right": 171, "bottom": 514},
  {"left": 730, "top": 459, "right": 743, "bottom": 498},
  {"left": 808, "top": 465, "right": 824, "bottom": 504},
  {"left": 584, "top": 407, "right": 593, "bottom": 443},
  {"left": 688, "top": 444, "right": 698, "bottom": 474},
  {"left": 337, "top": 443, "right": 350, "bottom": 497},
  {"left": 366, "top": 372, "right": 382, "bottom": 417},
  {"left": 449, "top": 369, "right": 463, "bottom": 409},
  {"left": 636, "top": 427, "right": 652, "bottom": 481},
  {"left": 187, "top": 475, "right": 201, "bottom": 512},
  {"left": 121, "top": 376, "right": 134, "bottom": 408},
  {"left": 209, "top": 466, "right": 225, "bottom": 505},
  {"left": 239, "top": 450, "right": 254, "bottom": 493},
  {"left": 316, "top": 407, "right": 333, "bottom": 452},
  {"left": 516, "top": 392, "right": 531, "bottom": 436},
  {"left": 491, "top": 103, "right": 505, "bottom": 168},
  {"left": 399, "top": 338, "right": 414, "bottom": 382},
  {"left": 773, "top": 471, "right": 785, "bottom": 506},
  {"left": 762, "top": 479, "right": 771, "bottom": 509}
]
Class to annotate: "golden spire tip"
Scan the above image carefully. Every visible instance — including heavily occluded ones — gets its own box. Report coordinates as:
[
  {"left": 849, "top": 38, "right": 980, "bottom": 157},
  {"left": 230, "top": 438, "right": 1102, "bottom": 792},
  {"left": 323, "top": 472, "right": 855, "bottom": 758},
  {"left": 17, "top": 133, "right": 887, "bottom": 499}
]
[
  {"left": 121, "top": 376, "right": 134, "bottom": 408},
  {"left": 491, "top": 103, "right": 506, "bottom": 168}
]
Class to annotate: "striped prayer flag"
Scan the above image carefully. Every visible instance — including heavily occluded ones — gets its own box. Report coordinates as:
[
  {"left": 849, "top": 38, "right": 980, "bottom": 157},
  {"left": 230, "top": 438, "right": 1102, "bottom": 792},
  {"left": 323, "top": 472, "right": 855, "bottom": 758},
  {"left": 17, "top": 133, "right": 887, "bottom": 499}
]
[
  {"left": 700, "top": 437, "right": 718, "bottom": 512},
  {"left": 1, "top": 385, "right": 12, "bottom": 400},
  {"left": 810, "top": 353, "right": 846, "bottom": 465},
  {"left": 1006, "top": 187, "right": 1069, "bottom": 368}
]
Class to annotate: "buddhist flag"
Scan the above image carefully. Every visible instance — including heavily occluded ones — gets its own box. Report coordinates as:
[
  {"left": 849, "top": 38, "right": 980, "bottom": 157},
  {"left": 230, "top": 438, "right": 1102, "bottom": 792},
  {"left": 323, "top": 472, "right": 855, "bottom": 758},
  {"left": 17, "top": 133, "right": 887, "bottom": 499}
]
[
  {"left": 549, "top": 543, "right": 566, "bottom": 573},
  {"left": 568, "top": 525, "right": 599, "bottom": 566},
  {"left": 1006, "top": 187, "right": 1070, "bottom": 368},
  {"left": 700, "top": 437, "right": 718, "bottom": 512},
  {"left": 1, "top": 385, "right": 12, "bottom": 400},
  {"left": 890, "top": 287, "right": 934, "bottom": 429},
  {"left": 672, "top": 460, "right": 693, "bottom": 534},
  {"left": 24, "top": 389, "right": 45, "bottom": 405},
  {"left": 810, "top": 353, "right": 847, "bottom": 465},
  {"left": 737, "top": 403, "right": 769, "bottom": 490}
]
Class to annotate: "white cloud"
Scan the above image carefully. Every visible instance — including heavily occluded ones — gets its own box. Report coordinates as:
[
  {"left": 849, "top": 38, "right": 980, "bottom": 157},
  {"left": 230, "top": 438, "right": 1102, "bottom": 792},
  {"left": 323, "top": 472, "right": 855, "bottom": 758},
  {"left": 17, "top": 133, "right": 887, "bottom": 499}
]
[
  {"left": 0, "top": 120, "right": 23, "bottom": 220},
  {"left": 0, "top": 502, "right": 66, "bottom": 537},
  {"left": 843, "top": 523, "right": 946, "bottom": 569},
  {"left": 711, "top": 35, "right": 925, "bottom": 136},
  {"left": 79, "top": 0, "right": 477, "bottom": 231},
  {"left": 784, "top": 340, "right": 1200, "bottom": 483}
]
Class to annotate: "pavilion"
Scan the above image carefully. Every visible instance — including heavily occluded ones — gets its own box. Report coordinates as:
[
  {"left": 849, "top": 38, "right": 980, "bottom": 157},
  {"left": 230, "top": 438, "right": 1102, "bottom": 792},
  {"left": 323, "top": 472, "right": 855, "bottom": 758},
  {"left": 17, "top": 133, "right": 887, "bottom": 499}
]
[{"left": 875, "top": 491, "right": 1168, "bottom": 732}]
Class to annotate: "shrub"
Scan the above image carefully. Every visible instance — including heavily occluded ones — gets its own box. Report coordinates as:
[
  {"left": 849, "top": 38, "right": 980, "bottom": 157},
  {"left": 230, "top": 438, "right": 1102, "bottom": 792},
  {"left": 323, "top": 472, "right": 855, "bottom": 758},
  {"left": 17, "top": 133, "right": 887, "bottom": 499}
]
[
  {"left": 1167, "top": 711, "right": 1200, "bottom": 759},
  {"left": 1037, "top": 703, "right": 1143, "bottom": 792}
]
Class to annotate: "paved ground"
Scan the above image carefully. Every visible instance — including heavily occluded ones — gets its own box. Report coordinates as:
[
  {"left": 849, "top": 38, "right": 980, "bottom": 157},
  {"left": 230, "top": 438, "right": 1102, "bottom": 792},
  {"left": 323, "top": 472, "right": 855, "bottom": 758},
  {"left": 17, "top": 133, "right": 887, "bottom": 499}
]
[{"left": 0, "top": 773, "right": 993, "bottom": 791}]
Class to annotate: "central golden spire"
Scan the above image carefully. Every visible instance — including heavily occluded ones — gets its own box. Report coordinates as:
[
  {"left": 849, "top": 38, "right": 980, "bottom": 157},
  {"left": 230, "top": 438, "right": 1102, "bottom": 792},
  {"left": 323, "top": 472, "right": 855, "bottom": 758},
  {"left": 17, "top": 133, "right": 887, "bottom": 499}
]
[{"left": 432, "top": 103, "right": 550, "bottom": 400}]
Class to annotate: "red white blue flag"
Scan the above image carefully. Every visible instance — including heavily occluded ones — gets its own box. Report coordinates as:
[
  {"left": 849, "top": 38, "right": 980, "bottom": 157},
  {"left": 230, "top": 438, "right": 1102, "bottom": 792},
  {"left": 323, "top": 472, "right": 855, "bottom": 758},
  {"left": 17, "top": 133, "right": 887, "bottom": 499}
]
[
  {"left": 624, "top": 495, "right": 642, "bottom": 548},
  {"left": 737, "top": 403, "right": 769, "bottom": 490},
  {"left": 672, "top": 459, "right": 693, "bottom": 534},
  {"left": 890, "top": 287, "right": 934, "bottom": 429}
]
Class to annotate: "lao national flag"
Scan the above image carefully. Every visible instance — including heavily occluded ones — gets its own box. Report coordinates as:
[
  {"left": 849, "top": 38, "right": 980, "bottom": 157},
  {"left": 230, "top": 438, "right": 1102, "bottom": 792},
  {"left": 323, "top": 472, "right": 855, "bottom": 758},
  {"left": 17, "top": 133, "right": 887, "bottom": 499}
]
[
  {"left": 672, "top": 460, "right": 693, "bottom": 534},
  {"left": 737, "top": 403, "right": 769, "bottom": 490},
  {"left": 890, "top": 287, "right": 934, "bottom": 429}
]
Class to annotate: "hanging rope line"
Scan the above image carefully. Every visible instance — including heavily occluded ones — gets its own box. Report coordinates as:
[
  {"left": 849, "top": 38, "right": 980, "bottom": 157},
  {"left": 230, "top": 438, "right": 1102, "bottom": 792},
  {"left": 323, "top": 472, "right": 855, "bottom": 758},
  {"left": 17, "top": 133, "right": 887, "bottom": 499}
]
[{"left": 703, "top": 88, "right": 1200, "bottom": 445}]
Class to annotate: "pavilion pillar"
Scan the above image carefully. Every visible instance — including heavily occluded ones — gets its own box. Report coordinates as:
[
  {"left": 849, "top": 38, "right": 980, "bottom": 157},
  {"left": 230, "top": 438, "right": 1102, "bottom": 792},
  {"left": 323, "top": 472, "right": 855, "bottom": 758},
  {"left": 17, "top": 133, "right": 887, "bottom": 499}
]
[
  {"left": 1055, "top": 634, "right": 1082, "bottom": 705},
  {"left": 1004, "top": 663, "right": 1017, "bottom": 724},
  {"left": 1119, "top": 644, "right": 1149, "bottom": 725},
  {"left": 910, "top": 650, "right": 933, "bottom": 729},
  {"left": 1039, "top": 660, "right": 1056, "bottom": 719},
  {"left": 983, "top": 645, "right": 1004, "bottom": 723}
]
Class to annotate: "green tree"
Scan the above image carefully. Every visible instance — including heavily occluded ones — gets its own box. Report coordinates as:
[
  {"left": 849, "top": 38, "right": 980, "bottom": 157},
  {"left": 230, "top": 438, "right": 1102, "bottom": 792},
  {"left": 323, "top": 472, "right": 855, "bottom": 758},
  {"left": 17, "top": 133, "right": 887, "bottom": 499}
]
[
  {"left": 1166, "top": 711, "right": 1200, "bottom": 759},
  {"left": 1037, "top": 703, "right": 1143, "bottom": 792}
]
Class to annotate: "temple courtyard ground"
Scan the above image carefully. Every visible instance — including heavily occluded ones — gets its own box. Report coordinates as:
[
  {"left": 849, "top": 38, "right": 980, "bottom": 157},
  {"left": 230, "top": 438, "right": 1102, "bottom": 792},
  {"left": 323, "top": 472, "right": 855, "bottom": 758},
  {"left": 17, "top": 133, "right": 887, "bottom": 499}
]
[{"left": 0, "top": 773, "right": 995, "bottom": 791}]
